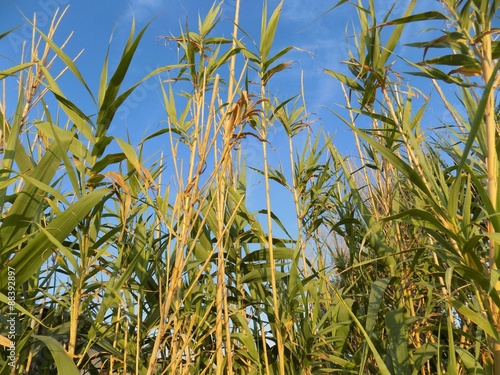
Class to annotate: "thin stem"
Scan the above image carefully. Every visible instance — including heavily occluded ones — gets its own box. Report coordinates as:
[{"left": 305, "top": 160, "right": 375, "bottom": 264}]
[{"left": 260, "top": 92, "right": 285, "bottom": 375}]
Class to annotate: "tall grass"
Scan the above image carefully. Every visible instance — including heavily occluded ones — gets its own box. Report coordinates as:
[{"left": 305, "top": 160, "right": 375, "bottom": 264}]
[
  {"left": 323, "top": 0, "right": 500, "bottom": 373},
  {"left": 0, "top": 1, "right": 499, "bottom": 374}
]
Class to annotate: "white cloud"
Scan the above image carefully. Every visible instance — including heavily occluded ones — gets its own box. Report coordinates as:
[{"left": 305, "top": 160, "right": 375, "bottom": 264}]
[{"left": 120, "top": 0, "right": 174, "bottom": 24}]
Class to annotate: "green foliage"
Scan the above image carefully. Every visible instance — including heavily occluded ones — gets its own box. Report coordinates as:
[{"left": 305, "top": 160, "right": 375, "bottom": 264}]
[{"left": 0, "top": 1, "right": 499, "bottom": 374}]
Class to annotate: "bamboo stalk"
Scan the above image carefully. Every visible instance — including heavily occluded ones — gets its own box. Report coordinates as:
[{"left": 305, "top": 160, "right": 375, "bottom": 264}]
[
  {"left": 261, "top": 108, "right": 285, "bottom": 375},
  {"left": 481, "top": 22, "right": 500, "bottom": 375}
]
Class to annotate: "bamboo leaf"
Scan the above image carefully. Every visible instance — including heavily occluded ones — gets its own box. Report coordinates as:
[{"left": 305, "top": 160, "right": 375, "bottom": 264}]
[
  {"left": 263, "top": 46, "right": 293, "bottom": 72},
  {"left": 413, "top": 343, "right": 439, "bottom": 372},
  {"left": 406, "top": 65, "right": 470, "bottom": 86},
  {"left": 262, "top": 61, "right": 293, "bottom": 86},
  {"left": 324, "top": 69, "right": 364, "bottom": 91},
  {"left": 0, "top": 88, "right": 30, "bottom": 211},
  {"left": 331, "top": 287, "right": 392, "bottom": 375},
  {"left": 0, "top": 62, "right": 34, "bottom": 79},
  {"left": 95, "top": 20, "right": 151, "bottom": 143},
  {"left": 198, "top": 3, "right": 221, "bottom": 37},
  {"left": 242, "top": 247, "right": 295, "bottom": 263},
  {"left": 449, "top": 297, "right": 500, "bottom": 342},
  {"left": 0, "top": 189, "right": 112, "bottom": 288},
  {"left": 380, "top": 1, "right": 416, "bottom": 64},
  {"left": 240, "top": 268, "right": 287, "bottom": 284},
  {"left": 114, "top": 138, "right": 143, "bottom": 176},
  {"left": 420, "top": 54, "right": 481, "bottom": 68},
  {"left": 366, "top": 278, "right": 391, "bottom": 337},
  {"left": 38, "top": 65, "right": 96, "bottom": 143},
  {"left": 456, "top": 347, "right": 487, "bottom": 374},
  {"left": 260, "top": 1, "right": 284, "bottom": 64},
  {"left": 0, "top": 135, "right": 73, "bottom": 252},
  {"left": 91, "top": 153, "right": 127, "bottom": 174},
  {"left": 386, "top": 308, "right": 410, "bottom": 375},
  {"left": 32, "top": 335, "right": 80, "bottom": 375},
  {"left": 382, "top": 11, "right": 448, "bottom": 26},
  {"left": 456, "top": 60, "right": 500, "bottom": 175},
  {"left": 0, "top": 26, "right": 20, "bottom": 41},
  {"left": 37, "top": 225, "right": 79, "bottom": 272},
  {"left": 36, "top": 121, "right": 90, "bottom": 163}
]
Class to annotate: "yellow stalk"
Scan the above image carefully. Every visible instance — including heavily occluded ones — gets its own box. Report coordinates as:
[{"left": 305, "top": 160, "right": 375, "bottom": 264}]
[
  {"left": 288, "top": 72, "right": 308, "bottom": 277},
  {"left": 215, "top": 154, "right": 228, "bottom": 375},
  {"left": 217, "top": 2, "right": 241, "bottom": 371},
  {"left": 123, "top": 311, "right": 129, "bottom": 374},
  {"left": 260, "top": 83, "right": 285, "bottom": 374},
  {"left": 224, "top": 0, "right": 241, "bottom": 148},
  {"left": 261, "top": 322, "right": 271, "bottom": 375},
  {"left": 68, "top": 287, "right": 80, "bottom": 357},
  {"left": 480, "top": 22, "right": 500, "bottom": 375}
]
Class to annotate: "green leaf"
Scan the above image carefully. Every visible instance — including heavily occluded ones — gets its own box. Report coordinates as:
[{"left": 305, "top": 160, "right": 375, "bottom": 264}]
[
  {"left": 420, "top": 54, "right": 481, "bottom": 68},
  {"left": 260, "top": 1, "right": 284, "bottom": 64},
  {"left": 366, "top": 278, "right": 391, "bottom": 337},
  {"left": 449, "top": 297, "right": 500, "bottom": 342},
  {"left": 324, "top": 69, "right": 364, "bottom": 91},
  {"left": 95, "top": 19, "right": 152, "bottom": 149},
  {"left": 0, "top": 135, "right": 73, "bottom": 252},
  {"left": 91, "top": 153, "right": 127, "bottom": 174},
  {"left": 0, "top": 88, "right": 31, "bottom": 211},
  {"left": 456, "top": 60, "right": 500, "bottom": 175},
  {"left": 383, "top": 11, "right": 448, "bottom": 26},
  {"left": 38, "top": 65, "right": 96, "bottom": 143},
  {"left": 114, "top": 137, "right": 143, "bottom": 175},
  {"left": 32, "top": 335, "right": 80, "bottom": 375},
  {"left": 37, "top": 225, "right": 79, "bottom": 272},
  {"left": 262, "top": 61, "right": 293, "bottom": 86},
  {"left": 0, "top": 189, "right": 112, "bottom": 288},
  {"left": 0, "top": 62, "right": 34, "bottom": 79},
  {"left": 263, "top": 46, "right": 293, "bottom": 72},
  {"left": 406, "top": 65, "right": 470, "bottom": 86},
  {"left": 242, "top": 247, "right": 295, "bottom": 263},
  {"left": 0, "top": 25, "right": 20, "bottom": 41},
  {"left": 331, "top": 286, "right": 392, "bottom": 375},
  {"left": 198, "top": 3, "right": 221, "bottom": 37},
  {"left": 240, "top": 268, "right": 287, "bottom": 283},
  {"left": 413, "top": 343, "right": 439, "bottom": 372},
  {"left": 386, "top": 308, "right": 410, "bottom": 375},
  {"left": 338, "top": 114, "right": 432, "bottom": 197},
  {"left": 456, "top": 347, "right": 487, "bottom": 374},
  {"left": 380, "top": 1, "right": 416, "bottom": 64},
  {"left": 492, "top": 41, "right": 500, "bottom": 59},
  {"left": 384, "top": 209, "right": 459, "bottom": 243}
]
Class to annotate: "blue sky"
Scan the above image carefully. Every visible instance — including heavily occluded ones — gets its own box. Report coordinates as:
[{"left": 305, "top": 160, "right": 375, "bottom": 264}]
[
  {"left": 1, "top": 0, "right": 454, "bottom": 237},
  {"left": 1, "top": 0, "right": 436, "bottom": 145},
  {"left": 1, "top": 0, "right": 349, "bottom": 154}
]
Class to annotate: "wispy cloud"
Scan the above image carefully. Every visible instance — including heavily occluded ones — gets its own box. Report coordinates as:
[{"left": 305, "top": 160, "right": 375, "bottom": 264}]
[
  {"left": 120, "top": 0, "right": 173, "bottom": 24},
  {"left": 282, "top": 0, "right": 329, "bottom": 24}
]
